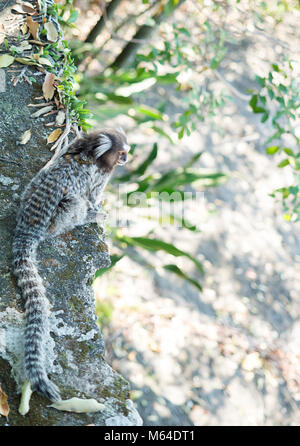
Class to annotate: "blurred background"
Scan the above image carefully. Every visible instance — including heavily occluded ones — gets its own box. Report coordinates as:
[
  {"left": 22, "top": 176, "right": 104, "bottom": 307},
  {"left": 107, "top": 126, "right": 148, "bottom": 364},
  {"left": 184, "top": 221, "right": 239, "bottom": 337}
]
[{"left": 59, "top": 0, "right": 300, "bottom": 425}]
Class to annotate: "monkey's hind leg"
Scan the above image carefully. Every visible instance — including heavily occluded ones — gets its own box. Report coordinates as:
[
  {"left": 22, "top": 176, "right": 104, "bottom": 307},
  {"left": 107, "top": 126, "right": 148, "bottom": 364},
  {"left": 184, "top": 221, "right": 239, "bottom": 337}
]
[
  {"left": 49, "top": 198, "right": 106, "bottom": 236},
  {"left": 48, "top": 197, "right": 89, "bottom": 236}
]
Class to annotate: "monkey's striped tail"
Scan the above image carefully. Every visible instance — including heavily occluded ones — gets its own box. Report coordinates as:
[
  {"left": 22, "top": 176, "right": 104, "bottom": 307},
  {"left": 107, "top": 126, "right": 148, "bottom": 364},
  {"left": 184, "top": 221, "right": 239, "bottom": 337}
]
[{"left": 13, "top": 239, "right": 61, "bottom": 402}]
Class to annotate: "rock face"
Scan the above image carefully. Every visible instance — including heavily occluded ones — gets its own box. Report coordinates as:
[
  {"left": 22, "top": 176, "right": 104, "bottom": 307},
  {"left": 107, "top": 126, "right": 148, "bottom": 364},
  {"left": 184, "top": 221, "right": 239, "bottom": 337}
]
[{"left": 0, "top": 4, "right": 141, "bottom": 426}]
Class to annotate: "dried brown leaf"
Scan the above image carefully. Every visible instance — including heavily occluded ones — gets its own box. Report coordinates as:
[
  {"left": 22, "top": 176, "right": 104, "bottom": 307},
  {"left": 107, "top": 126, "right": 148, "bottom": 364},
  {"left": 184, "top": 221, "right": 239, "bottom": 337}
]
[
  {"left": 0, "top": 385, "right": 9, "bottom": 417},
  {"left": 44, "top": 22, "right": 58, "bottom": 42},
  {"left": 26, "top": 16, "right": 39, "bottom": 40},
  {"left": 19, "top": 129, "right": 31, "bottom": 145},
  {"left": 0, "top": 54, "right": 15, "bottom": 68},
  {"left": 21, "top": 23, "right": 28, "bottom": 34},
  {"left": 22, "top": 1, "right": 37, "bottom": 9},
  {"left": 43, "top": 72, "right": 56, "bottom": 101},
  {"left": 11, "top": 4, "right": 26, "bottom": 14},
  {"left": 55, "top": 110, "right": 65, "bottom": 126},
  {"left": 39, "top": 57, "right": 53, "bottom": 67},
  {"left": 49, "top": 397, "right": 105, "bottom": 413},
  {"left": 28, "top": 102, "right": 52, "bottom": 107},
  {"left": 11, "top": 3, "right": 36, "bottom": 15},
  {"left": 47, "top": 128, "right": 62, "bottom": 143},
  {"left": 15, "top": 57, "right": 38, "bottom": 66},
  {"left": 28, "top": 40, "right": 46, "bottom": 46},
  {"left": 54, "top": 96, "right": 61, "bottom": 108},
  {"left": 31, "top": 105, "right": 53, "bottom": 118}
]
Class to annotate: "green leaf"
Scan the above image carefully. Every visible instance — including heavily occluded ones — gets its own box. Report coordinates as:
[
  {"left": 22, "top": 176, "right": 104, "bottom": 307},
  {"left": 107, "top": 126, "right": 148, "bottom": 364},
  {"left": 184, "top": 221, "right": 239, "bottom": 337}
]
[
  {"left": 94, "top": 255, "right": 124, "bottom": 279},
  {"left": 136, "top": 105, "right": 164, "bottom": 120},
  {"left": 105, "top": 93, "right": 134, "bottom": 104},
  {"left": 132, "top": 143, "right": 158, "bottom": 177},
  {"left": 177, "top": 27, "right": 191, "bottom": 37},
  {"left": 255, "top": 75, "right": 266, "bottom": 87},
  {"left": 155, "top": 72, "right": 180, "bottom": 84},
  {"left": 116, "top": 235, "right": 204, "bottom": 274},
  {"left": 178, "top": 128, "right": 185, "bottom": 139},
  {"left": 68, "top": 9, "right": 79, "bottom": 24},
  {"left": 249, "top": 94, "right": 266, "bottom": 114},
  {"left": 289, "top": 186, "right": 299, "bottom": 195},
  {"left": 275, "top": 187, "right": 290, "bottom": 199},
  {"left": 283, "top": 147, "right": 294, "bottom": 156},
  {"left": 163, "top": 264, "right": 202, "bottom": 291},
  {"left": 278, "top": 83, "right": 288, "bottom": 94},
  {"left": 260, "top": 95, "right": 267, "bottom": 106},
  {"left": 210, "top": 57, "right": 219, "bottom": 69},
  {"left": 151, "top": 126, "right": 174, "bottom": 144},
  {"left": 266, "top": 146, "right": 280, "bottom": 155},
  {"left": 95, "top": 104, "right": 131, "bottom": 120},
  {"left": 78, "top": 108, "right": 92, "bottom": 118},
  {"left": 249, "top": 94, "right": 258, "bottom": 110},
  {"left": 272, "top": 64, "right": 280, "bottom": 72},
  {"left": 277, "top": 159, "right": 290, "bottom": 168},
  {"left": 183, "top": 152, "right": 204, "bottom": 170},
  {"left": 267, "top": 88, "right": 275, "bottom": 100},
  {"left": 276, "top": 96, "right": 284, "bottom": 106},
  {"left": 81, "top": 122, "right": 93, "bottom": 131},
  {"left": 255, "top": 107, "right": 266, "bottom": 114},
  {"left": 150, "top": 168, "right": 226, "bottom": 192},
  {"left": 167, "top": 214, "right": 200, "bottom": 231},
  {"left": 261, "top": 111, "right": 269, "bottom": 122}
]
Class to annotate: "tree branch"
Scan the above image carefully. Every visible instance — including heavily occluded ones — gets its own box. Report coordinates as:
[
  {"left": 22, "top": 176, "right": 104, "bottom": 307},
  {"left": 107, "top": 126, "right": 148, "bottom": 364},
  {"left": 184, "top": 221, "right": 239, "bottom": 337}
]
[
  {"left": 85, "top": 0, "right": 123, "bottom": 43},
  {"left": 109, "top": 0, "right": 187, "bottom": 70}
]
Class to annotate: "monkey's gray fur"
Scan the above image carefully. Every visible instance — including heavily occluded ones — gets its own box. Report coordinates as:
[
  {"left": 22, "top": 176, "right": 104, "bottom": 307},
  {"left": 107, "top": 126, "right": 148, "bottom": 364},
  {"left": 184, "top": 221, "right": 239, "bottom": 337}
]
[{"left": 12, "top": 128, "right": 130, "bottom": 401}]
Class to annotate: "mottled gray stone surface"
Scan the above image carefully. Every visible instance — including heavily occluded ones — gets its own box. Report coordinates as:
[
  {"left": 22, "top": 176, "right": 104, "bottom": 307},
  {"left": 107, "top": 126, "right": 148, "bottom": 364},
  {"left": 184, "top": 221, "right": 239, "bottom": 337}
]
[{"left": 0, "top": 2, "right": 141, "bottom": 425}]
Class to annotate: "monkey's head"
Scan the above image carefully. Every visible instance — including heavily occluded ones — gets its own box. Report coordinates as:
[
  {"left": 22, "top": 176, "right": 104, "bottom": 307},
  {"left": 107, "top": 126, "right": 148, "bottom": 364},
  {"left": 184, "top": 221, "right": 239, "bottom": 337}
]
[
  {"left": 66, "top": 127, "right": 130, "bottom": 171},
  {"left": 93, "top": 127, "right": 130, "bottom": 171}
]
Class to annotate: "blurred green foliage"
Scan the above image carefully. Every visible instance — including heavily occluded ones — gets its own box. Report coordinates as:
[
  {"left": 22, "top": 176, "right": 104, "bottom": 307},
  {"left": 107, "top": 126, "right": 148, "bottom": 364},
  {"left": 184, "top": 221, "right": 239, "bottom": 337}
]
[
  {"left": 249, "top": 60, "right": 300, "bottom": 220},
  {"left": 56, "top": 0, "right": 300, "bottom": 295}
]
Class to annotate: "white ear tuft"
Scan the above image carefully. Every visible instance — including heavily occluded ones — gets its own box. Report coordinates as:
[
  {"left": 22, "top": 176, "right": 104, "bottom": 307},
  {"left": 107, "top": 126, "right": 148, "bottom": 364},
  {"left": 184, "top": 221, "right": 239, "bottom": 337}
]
[
  {"left": 94, "top": 134, "right": 112, "bottom": 159},
  {"left": 116, "top": 126, "right": 126, "bottom": 136}
]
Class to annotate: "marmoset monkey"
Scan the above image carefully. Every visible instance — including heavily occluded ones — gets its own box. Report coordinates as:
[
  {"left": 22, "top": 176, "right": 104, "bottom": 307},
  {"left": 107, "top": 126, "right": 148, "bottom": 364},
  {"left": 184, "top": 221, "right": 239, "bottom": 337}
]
[{"left": 12, "top": 128, "right": 130, "bottom": 402}]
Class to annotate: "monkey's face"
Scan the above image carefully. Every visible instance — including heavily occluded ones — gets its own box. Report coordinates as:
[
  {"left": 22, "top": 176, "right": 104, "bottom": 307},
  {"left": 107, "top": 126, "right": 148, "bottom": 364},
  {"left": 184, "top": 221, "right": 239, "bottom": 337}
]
[
  {"left": 95, "top": 128, "right": 130, "bottom": 171},
  {"left": 117, "top": 142, "right": 130, "bottom": 165}
]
